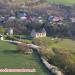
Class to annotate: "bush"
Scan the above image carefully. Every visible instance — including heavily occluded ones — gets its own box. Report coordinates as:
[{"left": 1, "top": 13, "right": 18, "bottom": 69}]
[
  {"left": 32, "top": 37, "right": 49, "bottom": 47},
  {"left": 17, "top": 43, "right": 33, "bottom": 54},
  {"left": 49, "top": 48, "right": 75, "bottom": 75},
  {"left": 5, "top": 35, "right": 18, "bottom": 41},
  {"left": 39, "top": 47, "right": 55, "bottom": 60}
]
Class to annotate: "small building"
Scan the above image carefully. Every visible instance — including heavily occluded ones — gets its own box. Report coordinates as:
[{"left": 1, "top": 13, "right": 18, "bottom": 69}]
[
  {"left": 8, "top": 28, "right": 13, "bottom": 35},
  {"left": 20, "top": 16, "right": 27, "bottom": 20},
  {"left": 0, "top": 34, "right": 3, "bottom": 40},
  {"left": 70, "top": 17, "right": 75, "bottom": 22},
  {"left": 52, "top": 16, "right": 63, "bottom": 22},
  {"left": 8, "top": 16, "right": 16, "bottom": 20},
  {"left": 31, "top": 28, "right": 46, "bottom": 38}
]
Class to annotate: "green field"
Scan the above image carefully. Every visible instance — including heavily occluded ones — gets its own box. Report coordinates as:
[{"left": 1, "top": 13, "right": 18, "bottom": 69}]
[
  {"left": 48, "top": 0, "right": 75, "bottom": 5},
  {"left": 47, "top": 37, "right": 75, "bottom": 51},
  {"left": 0, "top": 41, "right": 51, "bottom": 75}
]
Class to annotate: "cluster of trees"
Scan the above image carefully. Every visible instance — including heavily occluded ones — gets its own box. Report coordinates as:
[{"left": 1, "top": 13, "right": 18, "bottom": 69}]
[
  {"left": 1, "top": 16, "right": 75, "bottom": 39},
  {"left": 50, "top": 48, "right": 75, "bottom": 75},
  {"left": 0, "top": 1, "right": 75, "bottom": 38},
  {"left": 46, "top": 21, "right": 75, "bottom": 38}
]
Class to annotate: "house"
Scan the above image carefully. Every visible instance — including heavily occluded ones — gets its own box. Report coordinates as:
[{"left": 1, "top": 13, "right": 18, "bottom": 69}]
[
  {"left": 48, "top": 16, "right": 54, "bottom": 21},
  {"left": 0, "top": 34, "right": 3, "bottom": 40},
  {"left": 8, "top": 16, "right": 16, "bottom": 20},
  {"left": 8, "top": 28, "right": 13, "bottom": 35},
  {"left": 52, "top": 16, "right": 63, "bottom": 22},
  {"left": 31, "top": 28, "right": 46, "bottom": 38},
  {"left": 20, "top": 16, "right": 27, "bottom": 20},
  {"left": 70, "top": 17, "right": 75, "bottom": 22}
]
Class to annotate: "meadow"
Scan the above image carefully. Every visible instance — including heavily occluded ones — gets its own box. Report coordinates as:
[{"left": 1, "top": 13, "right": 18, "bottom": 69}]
[{"left": 0, "top": 41, "right": 51, "bottom": 75}]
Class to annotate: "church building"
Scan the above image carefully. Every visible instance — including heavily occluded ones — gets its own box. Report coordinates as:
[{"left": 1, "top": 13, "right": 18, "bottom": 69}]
[{"left": 31, "top": 28, "right": 46, "bottom": 38}]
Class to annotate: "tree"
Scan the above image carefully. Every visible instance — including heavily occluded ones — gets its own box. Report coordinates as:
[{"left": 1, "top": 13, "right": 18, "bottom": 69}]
[{"left": 17, "top": 43, "right": 33, "bottom": 54}]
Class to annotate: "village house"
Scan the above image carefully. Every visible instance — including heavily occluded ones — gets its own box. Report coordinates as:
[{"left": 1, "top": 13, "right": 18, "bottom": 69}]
[{"left": 31, "top": 28, "right": 46, "bottom": 38}]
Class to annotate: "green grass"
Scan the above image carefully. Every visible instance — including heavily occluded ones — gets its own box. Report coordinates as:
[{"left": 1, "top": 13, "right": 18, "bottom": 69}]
[
  {"left": 36, "top": 37, "right": 75, "bottom": 52},
  {"left": 14, "top": 35, "right": 32, "bottom": 44},
  {"left": 49, "top": 38, "right": 75, "bottom": 51},
  {"left": 48, "top": 0, "right": 75, "bottom": 5},
  {"left": 0, "top": 41, "right": 51, "bottom": 75},
  {"left": 43, "top": 37, "right": 75, "bottom": 49},
  {"left": 41, "top": 37, "right": 75, "bottom": 58}
]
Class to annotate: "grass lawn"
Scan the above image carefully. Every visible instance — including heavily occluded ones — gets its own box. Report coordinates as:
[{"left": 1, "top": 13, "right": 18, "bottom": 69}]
[
  {"left": 33, "top": 37, "right": 75, "bottom": 51},
  {"left": 43, "top": 37, "right": 75, "bottom": 59},
  {"left": 14, "top": 35, "right": 32, "bottom": 44},
  {"left": 0, "top": 41, "right": 51, "bottom": 75},
  {"left": 48, "top": 0, "right": 75, "bottom": 5},
  {"left": 48, "top": 37, "right": 75, "bottom": 51}
]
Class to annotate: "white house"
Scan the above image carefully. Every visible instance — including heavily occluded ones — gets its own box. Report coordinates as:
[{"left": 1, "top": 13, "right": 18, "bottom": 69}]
[
  {"left": 8, "top": 28, "right": 13, "bottom": 35},
  {"left": 20, "top": 16, "right": 27, "bottom": 20},
  {"left": 70, "top": 17, "right": 75, "bottom": 22},
  {"left": 8, "top": 16, "right": 16, "bottom": 20},
  {"left": 31, "top": 28, "right": 46, "bottom": 38},
  {"left": 0, "top": 34, "right": 3, "bottom": 40}
]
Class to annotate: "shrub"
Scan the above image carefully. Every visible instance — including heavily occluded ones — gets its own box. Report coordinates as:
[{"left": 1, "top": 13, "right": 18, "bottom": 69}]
[
  {"left": 5, "top": 35, "right": 17, "bottom": 41},
  {"left": 32, "top": 37, "right": 49, "bottom": 47},
  {"left": 17, "top": 43, "right": 33, "bottom": 54},
  {"left": 49, "top": 48, "right": 75, "bottom": 75}
]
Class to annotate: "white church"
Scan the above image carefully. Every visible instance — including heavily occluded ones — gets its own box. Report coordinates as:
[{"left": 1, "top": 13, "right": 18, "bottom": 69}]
[{"left": 31, "top": 28, "right": 46, "bottom": 38}]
